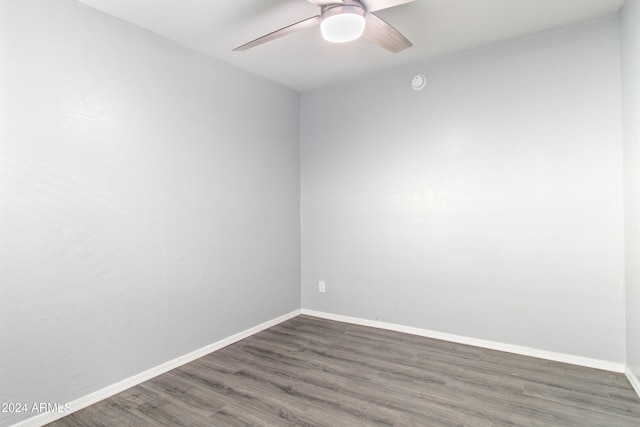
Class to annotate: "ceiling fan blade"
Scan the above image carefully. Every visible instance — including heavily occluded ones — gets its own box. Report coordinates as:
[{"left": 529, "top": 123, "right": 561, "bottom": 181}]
[
  {"left": 363, "top": 12, "right": 412, "bottom": 53},
  {"left": 233, "top": 15, "right": 321, "bottom": 51},
  {"left": 306, "top": 0, "right": 344, "bottom": 5},
  {"left": 360, "top": 0, "right": 414, "bottom": 12}
]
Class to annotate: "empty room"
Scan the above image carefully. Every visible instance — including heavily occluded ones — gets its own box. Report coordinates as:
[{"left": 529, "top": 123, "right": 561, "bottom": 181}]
[{"left": 1, "top": 0, "right": 640, "bottom": 425}]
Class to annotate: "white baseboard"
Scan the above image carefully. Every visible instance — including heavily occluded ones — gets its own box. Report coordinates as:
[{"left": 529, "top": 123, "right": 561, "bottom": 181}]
[
  {"left": 301, "top": 309, "right": 625, "bottom": 373},
  {"left": 12, "top": 309, "right": 301, "bottom": 427},
  {"left": 12, "top": 308, "right": 632, "bottom": 427},
  {"left": 626, "top": 366, "right": 640, "bottom": 399}
]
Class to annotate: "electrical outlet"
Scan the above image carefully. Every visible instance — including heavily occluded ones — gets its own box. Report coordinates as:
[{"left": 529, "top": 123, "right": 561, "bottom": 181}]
[{"left": 318, "top": 281, "right": 326, "bottom": 293}]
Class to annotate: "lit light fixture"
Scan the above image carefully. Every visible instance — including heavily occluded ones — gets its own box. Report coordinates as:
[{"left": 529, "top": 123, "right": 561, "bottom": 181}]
[{"left": 320, "top": 3, "right": 366, "bottom": 43}]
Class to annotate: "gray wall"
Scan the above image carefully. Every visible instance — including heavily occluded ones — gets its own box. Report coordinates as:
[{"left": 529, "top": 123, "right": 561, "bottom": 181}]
[
  {"left": 301, "top": 17, "right": 625, "bottom": 363},
  {"left": 622, "top": 0, "right": 640, "bottom": 387},
  {"left": 0, "top": 1, "right": 300, "bottom": 425}
]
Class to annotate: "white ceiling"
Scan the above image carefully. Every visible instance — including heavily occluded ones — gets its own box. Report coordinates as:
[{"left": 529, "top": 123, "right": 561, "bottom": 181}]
[{"left": 74, "top": 0, "right": 624, "bottom": 92}]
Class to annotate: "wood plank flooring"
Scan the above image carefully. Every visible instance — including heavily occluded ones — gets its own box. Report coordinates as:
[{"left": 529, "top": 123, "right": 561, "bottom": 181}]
[{"left": 48, "top": 315, "right": 640, "bottom": 426}]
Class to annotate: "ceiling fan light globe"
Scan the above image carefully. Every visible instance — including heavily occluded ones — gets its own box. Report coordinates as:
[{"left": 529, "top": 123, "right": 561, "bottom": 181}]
[{"left": 321, "top": 9, "right": 366, "bottom": 43}]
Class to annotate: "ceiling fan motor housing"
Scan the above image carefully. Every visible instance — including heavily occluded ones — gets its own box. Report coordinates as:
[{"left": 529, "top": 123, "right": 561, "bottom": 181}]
[{"left": 320, "top": 1, "right": 367, "bottom": 43}]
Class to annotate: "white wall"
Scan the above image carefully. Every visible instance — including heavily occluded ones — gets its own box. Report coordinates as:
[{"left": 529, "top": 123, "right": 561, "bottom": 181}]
[
  {"left": 0, "top": 1, "right": 300, "bottom": 425},
  {"left": 301, "top": 17, "right": 625, "bottom": 363},
  {"left": 622, "top": 0, "right": 640, "bottom": 389}
]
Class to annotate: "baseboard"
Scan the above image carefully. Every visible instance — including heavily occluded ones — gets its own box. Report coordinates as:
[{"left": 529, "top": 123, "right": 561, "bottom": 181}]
[
  {"left": 626, "top": 366, "right": 640, "bottom": 399},
  {"left": 301, "top": 309, "right": 625, "bottom": 373},
  {"left": 12, "top": 308, "right": 629, "bottom": 427},
  {"left": 11, "top": 309, "right": 302, "bottom": 427}
]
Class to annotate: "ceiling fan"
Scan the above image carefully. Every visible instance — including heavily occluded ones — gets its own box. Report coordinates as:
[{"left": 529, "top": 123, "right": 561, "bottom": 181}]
[{"left": 233, "top": 0, "right": 414, "bottom": 53}]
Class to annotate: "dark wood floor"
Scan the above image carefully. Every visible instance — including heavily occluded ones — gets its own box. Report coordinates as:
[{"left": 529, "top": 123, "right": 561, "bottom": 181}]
[{"left": 48, "top": 315, "right": 640, "bottom": 426}]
